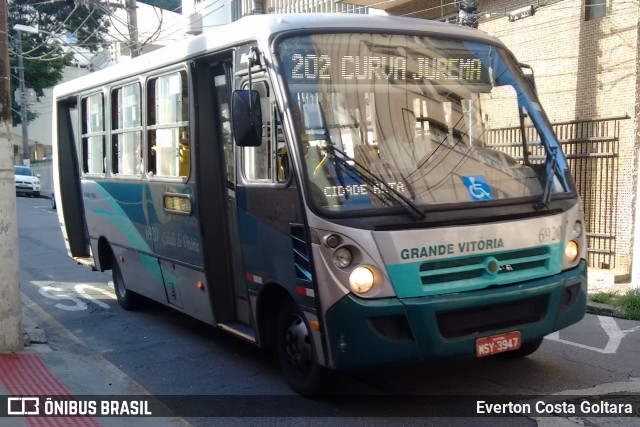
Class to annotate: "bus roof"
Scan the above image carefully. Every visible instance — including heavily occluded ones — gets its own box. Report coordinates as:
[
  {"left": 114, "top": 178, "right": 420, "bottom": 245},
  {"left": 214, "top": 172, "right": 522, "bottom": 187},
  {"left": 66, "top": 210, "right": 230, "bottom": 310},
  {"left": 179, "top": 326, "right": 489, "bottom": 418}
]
[{"left": 53, "top": 13, "right": 504, "bottom": 98}]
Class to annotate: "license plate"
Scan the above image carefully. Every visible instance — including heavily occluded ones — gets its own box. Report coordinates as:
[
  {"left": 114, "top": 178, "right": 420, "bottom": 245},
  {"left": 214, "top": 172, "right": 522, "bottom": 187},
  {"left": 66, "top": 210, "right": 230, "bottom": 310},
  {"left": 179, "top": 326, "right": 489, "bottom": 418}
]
[{"left": 476, "top": 331, "right": 521, "bottom": 357}]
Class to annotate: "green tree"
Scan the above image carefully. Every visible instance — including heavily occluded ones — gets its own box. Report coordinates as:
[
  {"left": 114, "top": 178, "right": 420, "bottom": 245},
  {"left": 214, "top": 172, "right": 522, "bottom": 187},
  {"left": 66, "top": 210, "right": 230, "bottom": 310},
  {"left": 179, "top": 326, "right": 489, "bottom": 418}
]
[{"left": 9, "top": 0, "right": 111, "bottom": 125}]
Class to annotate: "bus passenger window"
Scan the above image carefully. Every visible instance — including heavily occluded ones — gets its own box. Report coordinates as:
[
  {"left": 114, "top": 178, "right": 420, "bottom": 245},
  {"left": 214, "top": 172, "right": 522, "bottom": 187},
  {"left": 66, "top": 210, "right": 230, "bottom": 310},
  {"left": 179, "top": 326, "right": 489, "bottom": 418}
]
[
  {"left": 147, "top": 70, "right": 189, "bottom": 177},
  {"left": 111, "top": 83, "right": 142, "bottom": 176},
  {"left": 81, "top": 93, "right": 105, "bottom": 174}
]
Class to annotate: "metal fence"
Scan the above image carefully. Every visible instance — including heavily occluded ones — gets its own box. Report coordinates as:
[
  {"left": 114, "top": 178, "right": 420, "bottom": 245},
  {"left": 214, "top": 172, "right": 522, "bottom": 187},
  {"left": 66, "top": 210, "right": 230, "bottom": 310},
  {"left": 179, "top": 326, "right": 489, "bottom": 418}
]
[
  {"left": 244, "top": 0, "right": 369, "bottom": 14},
  {"left": 485, "top": 115, "right": 629, "bottom": 269}
]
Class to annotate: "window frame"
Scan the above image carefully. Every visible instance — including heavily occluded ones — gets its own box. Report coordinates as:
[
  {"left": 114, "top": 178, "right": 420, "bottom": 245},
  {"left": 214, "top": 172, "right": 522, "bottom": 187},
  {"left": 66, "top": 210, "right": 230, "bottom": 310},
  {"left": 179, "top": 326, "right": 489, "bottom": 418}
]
[
  {"left": 240, "top": 77, "right": 292, "bottom": 188},
  {"left": 81, "top": 92, "right": 106, "bottom": 176},
  {"left": 111, "top": 81, "right": 143, "bottom": 177},
  {"left": 585, "top": 0, "right": 606, "bottom": 21},
  {"left": 146, "top": 67, "right": 191, "bottom": 181}
]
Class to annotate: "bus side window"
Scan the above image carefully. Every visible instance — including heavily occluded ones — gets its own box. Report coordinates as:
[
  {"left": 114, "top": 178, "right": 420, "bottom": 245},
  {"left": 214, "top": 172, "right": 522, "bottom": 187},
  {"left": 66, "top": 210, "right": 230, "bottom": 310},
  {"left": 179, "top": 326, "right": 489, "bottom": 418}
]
[
  {"left": 242, "top": 81, "right": 270, "bottom": 181},
  {"left": 111, "top": 82, "right": 142, "bottom": 176},
  {"left": 242, "top": 81, "right": 289, "bottom": 183},
  {"left": 214, "top": 72, "right": 234, "bottom": 183},
  {"left": 275, "top": 108, "right": 289, "bottom": 182},
  {"left": 147, "top": 70, "right": 189, "bottom": 177},
  {"left": 81, "top": 93, "right": 106, "bottom": 174}
]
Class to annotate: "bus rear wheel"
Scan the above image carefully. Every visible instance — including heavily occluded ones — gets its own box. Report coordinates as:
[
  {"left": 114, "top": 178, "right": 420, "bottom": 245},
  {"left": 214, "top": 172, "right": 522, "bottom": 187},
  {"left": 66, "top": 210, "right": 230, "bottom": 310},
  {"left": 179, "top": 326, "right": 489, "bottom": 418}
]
[
  {"left": 112, "top": 257, "right": 141, "bottom": 310},
  {"left": 276, "top": 298, "right": 336, "bottom": 396}
]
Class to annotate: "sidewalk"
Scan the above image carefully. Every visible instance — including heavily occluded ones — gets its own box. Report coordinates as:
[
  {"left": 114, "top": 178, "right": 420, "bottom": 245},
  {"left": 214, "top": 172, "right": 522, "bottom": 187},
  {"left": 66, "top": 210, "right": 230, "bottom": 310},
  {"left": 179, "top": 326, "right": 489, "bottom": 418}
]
[
  {"left": 585, "top": 269, "right": 634, "bottom": 318},
  {"left": 0, "top": 294, "right": 188, "bottom": 427}
]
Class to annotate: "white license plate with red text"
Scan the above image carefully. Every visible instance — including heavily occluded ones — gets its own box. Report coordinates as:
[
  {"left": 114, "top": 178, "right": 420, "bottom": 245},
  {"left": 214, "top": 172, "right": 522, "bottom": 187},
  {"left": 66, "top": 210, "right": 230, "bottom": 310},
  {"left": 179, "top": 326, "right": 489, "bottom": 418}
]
[{"left": 476, "top": 331, "right": 521, "bottom": 357}]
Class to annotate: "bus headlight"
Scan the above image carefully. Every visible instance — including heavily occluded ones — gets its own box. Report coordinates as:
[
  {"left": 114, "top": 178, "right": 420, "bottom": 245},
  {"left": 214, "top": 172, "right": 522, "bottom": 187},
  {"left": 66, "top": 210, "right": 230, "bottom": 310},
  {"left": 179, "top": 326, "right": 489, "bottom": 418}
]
[
  {"left": 333, "top": 247, "right": 353, "bottom": 269},
  {"left": 564, "top": 240, "right": 580, "bottom": 264},
  {"left": 349, "top": 266, "right": 375, "bottom": 294}
]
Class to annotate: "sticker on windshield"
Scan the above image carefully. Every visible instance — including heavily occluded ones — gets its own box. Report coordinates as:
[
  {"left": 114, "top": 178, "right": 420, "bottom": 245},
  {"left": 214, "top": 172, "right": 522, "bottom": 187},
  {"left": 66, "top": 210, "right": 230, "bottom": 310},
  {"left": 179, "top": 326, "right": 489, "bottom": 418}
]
[{"left": 462, "top": 176, "right": 493, "bottom": 201}]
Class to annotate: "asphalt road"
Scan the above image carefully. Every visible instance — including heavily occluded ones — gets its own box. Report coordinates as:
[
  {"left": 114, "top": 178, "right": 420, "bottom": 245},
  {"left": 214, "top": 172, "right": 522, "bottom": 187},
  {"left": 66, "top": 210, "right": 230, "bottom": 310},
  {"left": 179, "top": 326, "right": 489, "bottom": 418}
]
[{"left": 15, "top": 196, "right": 640, "bottom": 426}]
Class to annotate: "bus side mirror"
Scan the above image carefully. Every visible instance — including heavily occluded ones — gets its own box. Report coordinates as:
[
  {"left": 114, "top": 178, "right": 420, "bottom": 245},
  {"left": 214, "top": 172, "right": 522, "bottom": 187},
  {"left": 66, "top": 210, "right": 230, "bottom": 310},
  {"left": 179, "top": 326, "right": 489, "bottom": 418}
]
[{"left": 232, "top": 90, "right": 262, "bottom": 147}]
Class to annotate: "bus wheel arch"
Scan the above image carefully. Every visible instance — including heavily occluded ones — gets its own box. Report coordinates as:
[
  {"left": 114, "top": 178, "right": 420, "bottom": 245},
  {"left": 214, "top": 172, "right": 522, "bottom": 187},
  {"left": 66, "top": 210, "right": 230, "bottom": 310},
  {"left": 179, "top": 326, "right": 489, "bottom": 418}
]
[{"left": 97, "top": 237, "right": 113, "bottom": 272}]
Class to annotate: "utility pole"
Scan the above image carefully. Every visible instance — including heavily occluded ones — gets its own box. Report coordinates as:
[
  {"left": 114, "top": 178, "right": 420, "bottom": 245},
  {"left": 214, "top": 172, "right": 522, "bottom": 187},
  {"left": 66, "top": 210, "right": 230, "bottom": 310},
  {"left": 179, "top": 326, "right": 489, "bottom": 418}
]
[
  {"left": 0, "top": 0, "right": 24, "bottom": 351},
  {"left": 126, "top": 0, "right": 140, "bottom": 58},
  {"left": 14, "top": 27, "right": 30, "bottom": 166}
]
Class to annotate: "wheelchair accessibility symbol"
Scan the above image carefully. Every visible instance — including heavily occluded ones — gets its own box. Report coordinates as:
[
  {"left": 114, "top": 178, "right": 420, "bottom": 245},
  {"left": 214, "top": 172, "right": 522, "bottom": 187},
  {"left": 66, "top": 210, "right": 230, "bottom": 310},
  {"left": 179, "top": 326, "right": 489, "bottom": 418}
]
[{"left": 462, "top": 176, "right": 493, "bottom": 201}]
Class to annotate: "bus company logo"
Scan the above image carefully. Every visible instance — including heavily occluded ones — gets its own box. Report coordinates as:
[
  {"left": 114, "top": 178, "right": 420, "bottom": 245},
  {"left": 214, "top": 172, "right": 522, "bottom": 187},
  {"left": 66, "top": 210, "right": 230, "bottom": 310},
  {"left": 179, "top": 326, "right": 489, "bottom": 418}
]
[{"left": 7, "top": 397, "right": 40, "bottom": 415}]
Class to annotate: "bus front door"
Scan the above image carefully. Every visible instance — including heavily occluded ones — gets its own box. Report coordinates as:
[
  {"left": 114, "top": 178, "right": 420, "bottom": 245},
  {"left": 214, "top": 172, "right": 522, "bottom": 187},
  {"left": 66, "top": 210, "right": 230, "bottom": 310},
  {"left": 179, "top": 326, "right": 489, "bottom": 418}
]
[
  {"left": 194, "top": 52, "right": 305, "bottom": 342},
  {"left": 193, "top": 59, "right": 253, "bottom": 335}
]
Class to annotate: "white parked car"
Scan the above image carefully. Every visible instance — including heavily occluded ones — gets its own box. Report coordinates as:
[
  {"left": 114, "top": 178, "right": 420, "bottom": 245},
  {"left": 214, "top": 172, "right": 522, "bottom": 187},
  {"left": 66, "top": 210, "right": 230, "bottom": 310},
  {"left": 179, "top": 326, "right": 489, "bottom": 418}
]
[{"left": 14, "top": 165, "right": 41, "bottom": 197}]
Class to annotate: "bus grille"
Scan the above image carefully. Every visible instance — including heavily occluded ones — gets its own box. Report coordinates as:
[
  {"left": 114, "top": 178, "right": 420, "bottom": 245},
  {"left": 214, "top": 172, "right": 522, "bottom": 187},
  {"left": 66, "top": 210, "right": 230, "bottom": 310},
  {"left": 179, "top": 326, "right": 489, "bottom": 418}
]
[
  {"left": 419, "top": 246, "right": 551, "bottom": 287},
  {"left": 437, "top": 294, "right": 549, "bottom": 339}
]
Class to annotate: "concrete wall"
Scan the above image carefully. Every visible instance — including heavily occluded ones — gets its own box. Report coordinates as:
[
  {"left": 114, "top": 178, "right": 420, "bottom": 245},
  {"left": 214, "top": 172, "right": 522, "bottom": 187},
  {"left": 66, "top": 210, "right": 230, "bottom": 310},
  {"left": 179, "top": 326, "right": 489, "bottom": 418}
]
[{"left": 30, "top": 160, "right": 53, "bottom": 194}]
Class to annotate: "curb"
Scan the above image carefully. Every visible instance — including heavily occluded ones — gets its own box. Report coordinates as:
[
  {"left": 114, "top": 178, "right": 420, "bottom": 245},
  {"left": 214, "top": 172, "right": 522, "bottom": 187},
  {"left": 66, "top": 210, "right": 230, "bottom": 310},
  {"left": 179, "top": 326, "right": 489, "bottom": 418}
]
[
  {"left": 586, "top": 301, "right": 625, "bottom": 319},
  {"left": 22, "top": 312, "right": 47, "bottom": 347}
]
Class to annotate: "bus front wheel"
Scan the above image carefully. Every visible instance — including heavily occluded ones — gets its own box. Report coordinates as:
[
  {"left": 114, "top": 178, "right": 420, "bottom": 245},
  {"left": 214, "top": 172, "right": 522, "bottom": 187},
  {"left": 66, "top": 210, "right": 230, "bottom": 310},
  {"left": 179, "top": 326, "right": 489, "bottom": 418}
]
[
  {"left": 112, "top": 257, "right": 141, "bottom": 311},
  {"left": 276, "top": 298, "right": 336, "bottom": 396}
]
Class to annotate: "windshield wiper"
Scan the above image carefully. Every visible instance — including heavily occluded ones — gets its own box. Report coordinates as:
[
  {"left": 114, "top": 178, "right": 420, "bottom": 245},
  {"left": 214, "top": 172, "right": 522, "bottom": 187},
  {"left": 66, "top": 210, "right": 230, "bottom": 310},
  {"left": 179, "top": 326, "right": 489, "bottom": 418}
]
[
  {"left": 325, "top": 144, "right": 425, "bottom": 220},
  {"left": 535, "top": 146, "right": 558, "bottom": 210}
]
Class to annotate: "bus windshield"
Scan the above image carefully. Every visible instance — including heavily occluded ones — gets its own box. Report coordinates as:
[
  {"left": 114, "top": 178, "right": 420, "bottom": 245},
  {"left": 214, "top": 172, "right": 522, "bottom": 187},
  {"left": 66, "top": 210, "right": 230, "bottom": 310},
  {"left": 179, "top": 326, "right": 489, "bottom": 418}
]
[{"left": 277, "top": 33, "right": 569, "bottom": 214}]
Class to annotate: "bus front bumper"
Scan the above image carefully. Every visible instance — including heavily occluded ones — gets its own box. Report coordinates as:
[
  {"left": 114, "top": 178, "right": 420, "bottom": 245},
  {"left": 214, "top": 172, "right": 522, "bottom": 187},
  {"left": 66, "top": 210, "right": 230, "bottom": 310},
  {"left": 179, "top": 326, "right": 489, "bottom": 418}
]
[{"left": 324, "top": 260, "right": 586, "bottom": 371}]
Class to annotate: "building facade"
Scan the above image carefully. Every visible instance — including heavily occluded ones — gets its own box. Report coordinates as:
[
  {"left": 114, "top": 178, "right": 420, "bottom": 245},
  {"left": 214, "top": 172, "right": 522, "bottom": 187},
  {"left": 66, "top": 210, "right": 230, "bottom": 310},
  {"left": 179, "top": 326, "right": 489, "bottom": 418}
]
[
  {"left": 478, "top": 0, "right": 638, "bottom": 280},
  {"left": 340, "top": 0, "right": 638, "bottom": 280},
  {"left": 182, "top": 0, "right": 370, "bottom": 36}
]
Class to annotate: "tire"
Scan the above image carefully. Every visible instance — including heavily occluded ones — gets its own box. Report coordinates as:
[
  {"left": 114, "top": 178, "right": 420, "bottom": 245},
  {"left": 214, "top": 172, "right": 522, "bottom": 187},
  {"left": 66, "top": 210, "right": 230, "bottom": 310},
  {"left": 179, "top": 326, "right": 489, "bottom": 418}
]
[
  {"left": 276, "top": 298, "right": 337, "bottom": 396},
  {"left": 112, "top": 256, "right": 141, "bottom": 310},
  {"left": 34, "top": 191, "right": 40, "bottom": 198},
  {"left": 499, "top": 337, "right": 543, "bottom": 358}
]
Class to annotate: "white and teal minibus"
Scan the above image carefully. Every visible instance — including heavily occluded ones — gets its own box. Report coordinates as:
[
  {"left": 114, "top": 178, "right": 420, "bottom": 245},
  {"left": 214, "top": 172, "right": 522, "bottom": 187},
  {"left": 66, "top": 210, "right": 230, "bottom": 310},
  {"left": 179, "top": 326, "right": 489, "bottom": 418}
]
[{"left": 52, "top": 13, "right": 587, "bottom": 395}]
